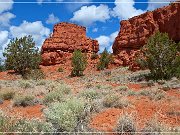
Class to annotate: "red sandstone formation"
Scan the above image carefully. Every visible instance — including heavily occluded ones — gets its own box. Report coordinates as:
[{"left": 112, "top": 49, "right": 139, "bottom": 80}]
[
  {"left": 41, "top": 22, "right": 99, "bottom": 65},
  {"left": 112, "top": 3, "right": 180, "bottom": 70}
]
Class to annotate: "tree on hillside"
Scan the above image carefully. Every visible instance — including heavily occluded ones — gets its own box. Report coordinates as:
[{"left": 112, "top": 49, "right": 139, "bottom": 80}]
[
  {"left": 97, "top": 48, "right": 112, "bottom": 70},
  {"left": 138, "top": 31, "right": 180, "bottom": 80},
  {"left": 3, "top": 35, "right": 41, "bottom": 76},
  {"left": 71, "top": 50, "right": 87, "bottom": 77}
]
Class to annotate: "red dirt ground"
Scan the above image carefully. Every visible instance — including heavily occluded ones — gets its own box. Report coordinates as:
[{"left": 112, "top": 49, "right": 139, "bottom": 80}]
[
  {"left": 0, "top": 100, "right": 44, "bottom": 119},
  {"left": 90, "top": 93, "right": 180, "bottom": 132}
]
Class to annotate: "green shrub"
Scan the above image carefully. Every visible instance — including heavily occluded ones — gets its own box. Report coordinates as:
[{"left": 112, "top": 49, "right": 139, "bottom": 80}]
[
  {"left": 23, "top": 69, "right": 45, "bottom": 80},
  {"left": 13, "top": 95, "right": 35, "bottom": 107},
  {"left": 71, "top": 50, "right": 87, "bottom": 77},
  {"left": 43, "top": 91, "right": 64, "bottom": 105},
  {"left": 0, "top": 89, "right": 15, "bottom": 100},
  {"left": 19, "top": 80, "right": 33, "bottom": 89},
  {"left": 44, "top": 98, "right": 85, "bottom": 132},
  {"left": 44, "top": 83, "right": 71, "bottom": 104},
  {"left": 3, "top": 35, "right": 41, "bottom": 76},
  {"left": 58, "top": 67, "right": 64, "bottom": 72},
  {"left": 97, "top": 48, "right": 112, "bottom": 70},
  {"left": 115, "top": 113, "right": 136, "bottom": 134},
  {"left": 137, "top": 31, "right": 180, "bottom": 80},
  {"left": 80, "top": 89, "right": 99, "bottom": 100}
]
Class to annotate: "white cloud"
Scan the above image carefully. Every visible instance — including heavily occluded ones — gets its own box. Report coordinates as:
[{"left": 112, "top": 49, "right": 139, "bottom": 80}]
[
  {"left": 96, "top": 31, "right": 118, "bottom": 53},
  {"left": 112, "top": 0, "right": 145, "bottom": 20},
  {"left": 0, "top": 31, "right": 11, "bottom": 58},
  {"left": 92, "top": 28, "right": 98, "bottom": 32},
  {"left": 71, "top": 4, "right": 110, "bottom": 26},
  {"left": 0, "top": 12, "right": 15, "bottom": 27},
  {"left": 46, "top": 13, "right": 60, "bottom": 24},
  {"left": 10, "top": 21, "right": 50, "bottom": 47},
  {"left": 147, "top": 0, "right": 174, "bottom": 11},
  {"left": 0, "top": 0, "right": 13, "bottom": 14}
]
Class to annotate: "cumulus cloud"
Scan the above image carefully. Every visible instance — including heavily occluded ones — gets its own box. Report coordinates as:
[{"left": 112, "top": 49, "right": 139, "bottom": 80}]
[
  {"left": 147, "top": 0, "right": 175, "bottom": 11},
  {"left": 71, "top": 4, "right": 110, "bottom": 26},
  {"left": 0, "top": 0, "right": 13, "bottom": 14},
  {"left": 112, "top": 0, "right": 145, "bottom": 20},
  {"left": 10, "top": 21, "right": 50, "bottom": 48},
  {"left": 46, "top": 13, "right": 60, "bottom": 24},
  {"left": 0, "top": 31, "right": 11, "bottom": 58},
  {"left": 96, "top": 31, "right": 118, "bottom": 53},
  {"left": 0, "top": 12, "right": 15, "bottom": 27}
]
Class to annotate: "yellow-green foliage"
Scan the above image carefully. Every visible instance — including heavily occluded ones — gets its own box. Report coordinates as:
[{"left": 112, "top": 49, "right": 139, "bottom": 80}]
[
  {"left": 13, "top": 95, "right": 35, "bottom": 107},
  {"left": 44, "top": 98, "right": 85, "bottom": 132}
]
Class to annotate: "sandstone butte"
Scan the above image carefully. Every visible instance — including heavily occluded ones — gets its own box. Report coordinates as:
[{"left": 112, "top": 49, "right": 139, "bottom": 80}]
[
  {"left": 112, "top": 3, "right": 180, "bottom": 70},
  {"left": 41, "top": 22, "right": 99, "bottom": 66}
]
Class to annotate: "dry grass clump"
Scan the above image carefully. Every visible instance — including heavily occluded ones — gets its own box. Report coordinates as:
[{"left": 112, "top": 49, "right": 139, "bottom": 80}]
[
  {"left": 137, "top": 88, "right": 165, "bottom": 101},
  {"left": 19, "top": 80, "right": 34, "bottom": 89},
  {"left": 13, "top": 95, "right": 35, "bottom": 107},
  {"left": 115, "top": 113, "right": 137, "bottom": 135},
  {"left": 115, "top": 86, "right": 129, "bottom": 92},
  {"left": 0, "top": 88, "right": 15, "bottom": 100},
  {"left": 141, "top": 118, "right": 169, "bottom": 134},
  {"left": 103, "top": 94, "right": 131, "bottom": 109}
]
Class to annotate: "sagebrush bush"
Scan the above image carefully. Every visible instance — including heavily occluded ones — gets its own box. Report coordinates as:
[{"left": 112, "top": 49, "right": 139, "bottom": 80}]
[
  {"left": 43, "top": 91, "right": 64, "bottom": 105},
  {"left": 97, "top": 48, "right": 112, "bottom": 70},
  {"left": 23, "top": 69, "right": 45, "bottom": 80},
  {"left": 13, "top": 95, "right": 35, "bottom": 107},
  {"left": 19, "top": 80, "right": 33, "bottom": 89},
  {"left": 0, "top": 89, "right": 15, "bottom": 100},
  {"left": 115, "top": 113, "right": 136, "bottom": 135},
  {"left": 137, "top": 31, "right": 180, "bottom": 80},
  {"left": 80, "top": 89, "right": 99, "bottom": 100},
  {"left": 103, "top": 94, "right": 119, "bottom": 107},
  {"left": 141, "top": 118, "right": 169, "bottom": 134},
  {"left": 0, "top": 111, "right": 55, "bottom": 133},
  {"left": 44, "top": 98, "right": 85, "bottom": 132},
  {"left": 71, "top": 50, "right": 87, "bottom": 77},
  {"left": 3, "top": 35, "right": 41, "bottom": 76}
]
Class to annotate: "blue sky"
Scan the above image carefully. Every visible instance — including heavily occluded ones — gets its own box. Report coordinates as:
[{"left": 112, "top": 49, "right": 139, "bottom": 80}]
[{"left": 0, "top": 0, "right": 173, "bottom": 58}]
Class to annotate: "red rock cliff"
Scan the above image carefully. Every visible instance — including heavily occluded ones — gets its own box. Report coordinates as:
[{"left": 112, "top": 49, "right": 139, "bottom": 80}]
[
  {"left": 41, "top": 22, "right": 99, "bottom": 65},
  {"left": 112, "top": 3, "right": 180, "bottom": 70}
]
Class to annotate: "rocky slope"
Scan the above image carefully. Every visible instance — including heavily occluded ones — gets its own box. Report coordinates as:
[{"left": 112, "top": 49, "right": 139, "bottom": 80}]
[
  {"left": 41, "top": 22, "right": 99, "bottom": 65},
  {"left": 112, "top": 3, "right": 180, "bottom": 70}
]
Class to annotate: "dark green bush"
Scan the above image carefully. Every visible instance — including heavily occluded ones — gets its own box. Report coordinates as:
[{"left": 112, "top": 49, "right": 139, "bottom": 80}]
[
  {"left": 97, "top": 48, "right": 112, "bottom": 70},
  {"left": 137, "top": 32, "right": 180, "bottom": 80},
  {"left": 71, "top": 50, "right": 87, "bottom": 77},
  {"left": 58, "top": 67, "right": 64, "bottom": 72},
  {"left": 3, "top": 35, "right": 41, "bottom": 76}
]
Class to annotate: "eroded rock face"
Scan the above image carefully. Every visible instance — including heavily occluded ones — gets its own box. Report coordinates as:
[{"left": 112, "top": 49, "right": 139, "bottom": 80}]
[
  {"left": 41, "top": 22, "right": 99, "bottom": 65},
  {"left": 112, "top": 3, "right": 180, "bottom": 70}
]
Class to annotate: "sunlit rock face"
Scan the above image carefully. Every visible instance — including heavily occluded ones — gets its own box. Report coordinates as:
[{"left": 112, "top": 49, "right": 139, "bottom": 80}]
[
  {"left": 41, "top": 22, "right": 99, "bottom": 66},
  {"left": 112, "top": 3, "right": 180, "bottom": 70}
]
